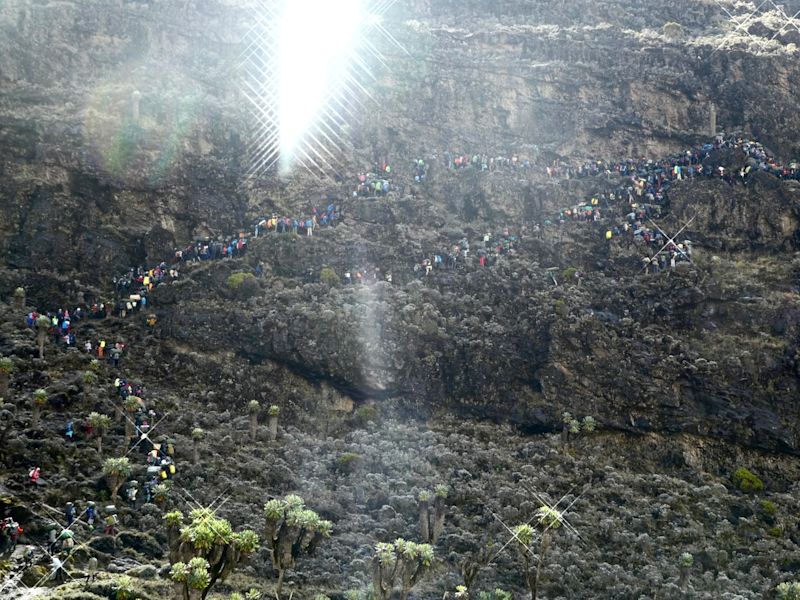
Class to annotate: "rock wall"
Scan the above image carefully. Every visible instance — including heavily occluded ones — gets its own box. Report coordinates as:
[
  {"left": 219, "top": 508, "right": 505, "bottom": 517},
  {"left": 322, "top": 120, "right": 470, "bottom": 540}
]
[
  {"left": 1, "top": 0, "right": 799, "bottom": 277},
  {"left": 1, "top": 0, "right": 799, "bottom": 452}
]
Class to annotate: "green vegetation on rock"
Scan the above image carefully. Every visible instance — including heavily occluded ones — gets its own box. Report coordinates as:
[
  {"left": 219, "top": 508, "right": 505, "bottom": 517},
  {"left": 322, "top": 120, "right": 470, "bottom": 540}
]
[{"left": 732, "top": 467, "right": 764, "bottom": 492}]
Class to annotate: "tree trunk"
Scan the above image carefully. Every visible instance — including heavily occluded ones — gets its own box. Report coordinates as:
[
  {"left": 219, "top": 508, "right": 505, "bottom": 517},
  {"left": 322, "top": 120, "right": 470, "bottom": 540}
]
[
  {"left": 96, "top": 435, "right": 103, "bottom": 455},
  {"left": 275, "top": 568, "right": 285, "bottom": 599},
  {"left": 532, "top": 533, "right": 550, "bottom": 600},
  {"left": 250, "top": 413, "right": 257, "bottom": 441},
  {"left": 268, "top": 416, "right": 278, "bottom": 442},
  {"left": 432, "top": 497, "right": 446, "bottom": 543},
  {"left": 32, "top": 406, "right": 40, "bottom": 428},
  {"left": 37, "top": 333, "right": 45, "bottom": 359},
  {"left": 193, "top": 443, "right": 199, "bottom": 465},
  {"left": 14, "top": 293, "right": 24, "bottom": 310},
  {"left": 523, "top": 554, "right": 534, "bottom": 600},
  {"left": 125, "top": 416, "right": 133, "bottom": 441},
  {"left": 175, "top": 582, "right": 189, "bottom": 600},
  {"left": 371, "top": 561, "right": 387, "bottom": 600},
  {"left": 418, "top": 501, "right": 430, "bottom": 543},
  {"left": 110, "top": 476, "right": 121, "bottom": 502},
  {"left": 0, "top": 372, "right": 8, "bottom": 400}
]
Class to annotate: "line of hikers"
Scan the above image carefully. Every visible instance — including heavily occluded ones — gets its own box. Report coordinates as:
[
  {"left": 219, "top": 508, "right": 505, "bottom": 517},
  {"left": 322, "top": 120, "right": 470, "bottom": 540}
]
[
  {"left": 255, "top": 202, "right": 342, "bottom": 236},
  {"left": 367, "top": 134, "right": 798, "bottom": 192},
  {"left": 176, "top": 235, "right": 249, "bottom": 262},
  {"left": 442, "top": 152, "right": 534, "bottom": 171},
  {"left": 547, "top": 135, "right": 795, "bottom": 185}
]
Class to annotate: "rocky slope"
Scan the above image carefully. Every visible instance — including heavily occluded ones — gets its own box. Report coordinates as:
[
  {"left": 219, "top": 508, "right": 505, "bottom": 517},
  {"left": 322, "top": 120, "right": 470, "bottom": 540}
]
[{"left": 0, "top": 0, "right": 800, "bottom": 598}]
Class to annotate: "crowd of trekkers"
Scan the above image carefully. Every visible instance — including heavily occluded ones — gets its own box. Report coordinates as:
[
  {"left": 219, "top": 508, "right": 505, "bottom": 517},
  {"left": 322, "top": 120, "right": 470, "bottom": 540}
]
[
  {"left": 255, "top": 201, "right": 342, "bottom": 236},
  {"left": 415, "top": 228, "right": 521, "bottom": 275},
  {"left": 545, "top": 136, "right": 798, "bottom": 185},
  {"left": 354, "top": 168, "right": 398, "bottom": 197},
  {"left": 10, "top": 359, "right": 181, "bottom": 584},
  {"left": 441, "top": 152, "right": 534, "bottom": 171}
]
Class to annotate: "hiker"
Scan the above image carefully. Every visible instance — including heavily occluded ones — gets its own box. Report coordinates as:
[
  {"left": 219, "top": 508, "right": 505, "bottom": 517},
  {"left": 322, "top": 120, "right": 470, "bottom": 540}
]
[
  {"left": 103, "top": 510, "right": 118, "bottom": 536},
  {"left": 65, "top": 419, "right": 74, "bottom": 442},
  {"left": 23, "top": 547, "right": 34, "bottom": 568},
  {"left": 48, "top": 524, "right": 58, "bottom": 553},
  {"left": 126, "top": 482, "right": 139, "bottom": 507},
  {"left": 51, "top": 554, "right": 67, "bottom": 584},
  {"left": 109, "top": 345, "right": 122, "bottom": 368},
  {"left": 86, "top": 556, "right": 98, "bottom": 583},
  {"left": 86, "top": 502, "right": 96, "bottom": 528},
  {"left": 65, "top": 502, "right": 77, "bottom": 526},
  {"left": 144, "top": 478, "right": 155, "bottom": 504},
  {"left": 59, "top": 530, "right": 75, "bottom": 556},
  {"left": 29, "top": 466, "right": 41, "bottom": 485},
  {"left": 160, "top": 456, "right": 176, "bottom": 480},
  {"left": 2, "top": 518, "right": 21, "bottom": 553}
]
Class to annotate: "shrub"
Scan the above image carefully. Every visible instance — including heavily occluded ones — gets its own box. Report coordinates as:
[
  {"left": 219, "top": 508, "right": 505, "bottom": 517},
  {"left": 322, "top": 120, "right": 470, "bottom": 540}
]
[
  {"left": 320, "top": 266, "right": 339, "bottom": 287},
  {"left": 113, "top": 575, "right": 137, "bottom": 600},
  {"left": 678, "top": 552, "right": 694, "bottom": 568},
  {"left": 768, "top": 526, "right": 784, "bottom": 538},
  {"left": 777, "top": 582, "right": 800, "bottom": 600},
  {"left": 0, "top": 358, "right": 13, "bottom": 374},
  {"left": 268, "top": 405, "right": 280, "bottom": 417},
  {"left": 581, "top": 416, "right": 597, "bottom": 432},
  {"left": 732, "top": 467, "right": 764, "bottom": 493},
  {"left": 354, "top": 404, "right": 378, "bottom": 424},
  {"left": 760, "top": 500, "right": 777, "bottom": 515},
  {"left": 561, "top": 267, "right": 577, "bottom": 282},
  {"left": 33, "top": 389, "right": 48, "bottom": 406},
  {"left": 663, "top": 21, "right": 684, "bottom": 39},
  {"left": 479, "top": 591, "right": 513, "bottom": 600},
  {"left": 227, "top": 272, "right": 256, "bottom": 290},
  {"left": 335, "top": 452, "right": 361, "bottom": 473},
  {"left": 153, "top": 482, "right": 171, "bottom": 506},
  {"left": 232, "top": 591, "right": 263, "bottom": 600}
]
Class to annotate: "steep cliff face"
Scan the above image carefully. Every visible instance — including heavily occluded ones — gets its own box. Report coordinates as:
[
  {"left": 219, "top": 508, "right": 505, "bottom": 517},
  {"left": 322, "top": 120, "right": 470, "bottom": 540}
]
[
  {"left": 1, "top": 0, "right": 799, "bottom": 277},
  {"left": 0, "top": 0, "right": 250, "bottom": 277}
]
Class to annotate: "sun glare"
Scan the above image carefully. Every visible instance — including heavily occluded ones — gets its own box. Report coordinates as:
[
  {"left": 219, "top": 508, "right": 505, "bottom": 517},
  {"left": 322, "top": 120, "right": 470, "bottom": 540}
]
[{"left": 278, "top": 0, "right": 364, "bottom": 172}]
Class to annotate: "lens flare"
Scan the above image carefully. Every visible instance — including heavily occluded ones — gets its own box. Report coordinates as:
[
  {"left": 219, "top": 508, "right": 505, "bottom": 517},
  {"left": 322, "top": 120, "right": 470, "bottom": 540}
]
[{"left": 242, "top": 0, "right": 405, "bottom": 177}]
